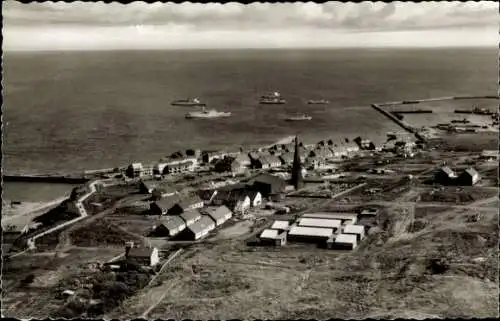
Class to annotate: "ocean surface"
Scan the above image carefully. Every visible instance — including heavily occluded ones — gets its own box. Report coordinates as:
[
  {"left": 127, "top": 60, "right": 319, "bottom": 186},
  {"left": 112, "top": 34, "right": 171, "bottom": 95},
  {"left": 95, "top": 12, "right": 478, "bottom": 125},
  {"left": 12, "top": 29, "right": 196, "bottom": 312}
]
[{"left": 2, "top": 48, "right": 498, "bottom": 199}]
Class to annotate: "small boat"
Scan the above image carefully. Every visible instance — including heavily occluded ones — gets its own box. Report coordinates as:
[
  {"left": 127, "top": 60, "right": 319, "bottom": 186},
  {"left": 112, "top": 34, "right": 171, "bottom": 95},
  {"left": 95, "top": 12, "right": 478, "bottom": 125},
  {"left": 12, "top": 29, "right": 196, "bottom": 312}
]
[
  {"left": 307, "top": 99, "right": 330, "bottom": 105},
  {"left": 284, "top": 113, "right": 312, "bottom": 121},
  {"left": 451, "top": 118, "right": 470, "bottom": 124},
  {"left": 185, "top": 107, "right": 231, "bottom": 119},
  {"left": 260, "top": 92, "right": 286, "bottom": 104},
  {"left": 171, "top": 98, "right": 206, "bottom": 107}
]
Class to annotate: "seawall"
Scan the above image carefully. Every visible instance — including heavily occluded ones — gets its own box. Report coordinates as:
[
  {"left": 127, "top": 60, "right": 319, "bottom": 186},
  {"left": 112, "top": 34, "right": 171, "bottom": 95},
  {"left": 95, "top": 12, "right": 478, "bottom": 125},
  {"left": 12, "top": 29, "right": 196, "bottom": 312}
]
[{"left": 3, "top": 174, "right": 89, "bottom": 184}]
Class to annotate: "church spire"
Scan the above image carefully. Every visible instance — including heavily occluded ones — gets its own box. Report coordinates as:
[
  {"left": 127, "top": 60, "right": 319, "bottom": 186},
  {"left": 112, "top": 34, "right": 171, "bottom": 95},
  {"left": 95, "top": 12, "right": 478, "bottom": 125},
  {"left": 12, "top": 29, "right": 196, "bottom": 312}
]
[{"left": 291, "top": 135, "right": 304, "bottom": 190}]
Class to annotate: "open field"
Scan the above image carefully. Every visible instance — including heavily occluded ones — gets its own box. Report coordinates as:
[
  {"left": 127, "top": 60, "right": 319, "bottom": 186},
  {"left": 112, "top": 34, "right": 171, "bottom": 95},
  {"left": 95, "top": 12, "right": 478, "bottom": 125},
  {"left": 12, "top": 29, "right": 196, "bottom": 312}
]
[{"left": 2, "top": 246, "right": 125, "bottom": 318}]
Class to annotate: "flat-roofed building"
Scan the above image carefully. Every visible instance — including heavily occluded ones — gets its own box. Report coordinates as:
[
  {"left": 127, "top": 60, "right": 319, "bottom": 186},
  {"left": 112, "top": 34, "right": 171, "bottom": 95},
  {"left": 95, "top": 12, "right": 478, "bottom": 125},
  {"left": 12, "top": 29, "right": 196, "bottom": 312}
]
[
  {"left": 342, "top": 224, "right": 365, "bottom": 241},
  {"left": 302, "top": 212, "right": 358, "bottom": 225},
  {"left": 288, "top": 226, "right": 334, "bottom": 243},
  {"left": 271, "top": 220, "right": 290, "bottom": 232},
  {"left": 331, "top": 233, "right": 358, "bottom": 250},
  {"left": 298, "top": 218, "right": 341, "bottom": 230},
  {"left": 259, "top": 229, "right": 287, "bottom": 246}
]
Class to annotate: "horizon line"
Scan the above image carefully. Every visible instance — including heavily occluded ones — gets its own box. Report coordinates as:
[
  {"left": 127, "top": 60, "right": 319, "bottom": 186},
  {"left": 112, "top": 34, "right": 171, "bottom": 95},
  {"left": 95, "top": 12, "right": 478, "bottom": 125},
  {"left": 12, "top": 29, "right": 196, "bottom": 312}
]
[{"left": 4, "top": 45, "right": 497, "bottom": 53}]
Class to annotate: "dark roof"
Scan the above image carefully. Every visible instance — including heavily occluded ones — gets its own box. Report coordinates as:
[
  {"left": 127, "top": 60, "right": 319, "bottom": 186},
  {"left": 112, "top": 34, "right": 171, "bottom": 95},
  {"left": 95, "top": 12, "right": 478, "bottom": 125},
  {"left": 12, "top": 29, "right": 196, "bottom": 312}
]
[
  {"left": 197, "top": 189, "right": 217, "bottom": 201},
  {"left": 128, "top": 247, "right": 156, "bottom": 258},
  {"left": 204, "top": 206, "right": 232, "bottom": 221},
  {"left": 252, "top": 173, "right": 286, "bottom": 187},
  {"left": 187, "top": 215, "right": 215, "bottom": 234},
  {"left": 213, "top": 189, "right": 248, "bottom": 204},
  {"left": 154, "top": 194, "right": 182, "bottom": 210},
  {"left": 180, "top": 210, "right": 202, "bottom": 222},
  {"left": 462, "top": 168, "right": 479, "bottom": 177},
  {"left": 247, "top": 190, "right": 261, "bottom": 201},
  {"left": 158, "top": 216, "right": 185, "bottom": 231}
]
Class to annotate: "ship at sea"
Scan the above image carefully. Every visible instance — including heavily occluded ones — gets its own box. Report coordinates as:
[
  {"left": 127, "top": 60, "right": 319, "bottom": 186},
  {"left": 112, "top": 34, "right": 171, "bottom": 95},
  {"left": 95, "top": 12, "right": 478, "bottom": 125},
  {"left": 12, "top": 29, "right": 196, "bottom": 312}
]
[
  {"left": 454, "top": 105, "right": 494, "bottom": 115},
  {"left": 307, "top": 99, "right": 330, "bottom": 105},
  {"left": 171, "top": 98, "right": 206, "bottom": 107},
  {"left": 259, "top": 92, "right": 286, "bottom": 104},
  {"left": 284, "top": 113, "right": 312, "bottom": 121},
  {"left": 185, "top": 107, "right": 232, "bottom": 119}
]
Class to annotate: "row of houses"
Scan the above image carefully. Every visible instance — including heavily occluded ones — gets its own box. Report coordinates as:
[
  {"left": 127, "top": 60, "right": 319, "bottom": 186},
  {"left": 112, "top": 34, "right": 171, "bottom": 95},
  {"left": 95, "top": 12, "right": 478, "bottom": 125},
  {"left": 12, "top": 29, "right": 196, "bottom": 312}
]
[
  {"left": 434, "top": 166, "right": 481, "bottom": 186},
  {"left": 259, "top": 211, "right": 372, "bottom": 250},
  {"left": 150, "top": 205, "right": 233, "bottom": 240}
]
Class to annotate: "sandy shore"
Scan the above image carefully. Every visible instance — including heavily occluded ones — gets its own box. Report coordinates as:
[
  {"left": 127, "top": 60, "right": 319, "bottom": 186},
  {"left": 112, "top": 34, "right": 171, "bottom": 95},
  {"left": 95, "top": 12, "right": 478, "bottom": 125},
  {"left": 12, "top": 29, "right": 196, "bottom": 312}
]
[{"left": 2, "top": 196, "right": 68, "bottom": 227}]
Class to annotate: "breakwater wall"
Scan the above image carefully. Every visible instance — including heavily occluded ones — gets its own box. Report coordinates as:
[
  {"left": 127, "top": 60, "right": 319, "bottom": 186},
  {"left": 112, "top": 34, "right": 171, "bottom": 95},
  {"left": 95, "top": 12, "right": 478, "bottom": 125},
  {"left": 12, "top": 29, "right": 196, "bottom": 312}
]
[
  {"left": 3, "top": 174, "right": 89, "bottom": 184},
  {"left": 371, "top": 104, "right": 421, "bottom": 138}
]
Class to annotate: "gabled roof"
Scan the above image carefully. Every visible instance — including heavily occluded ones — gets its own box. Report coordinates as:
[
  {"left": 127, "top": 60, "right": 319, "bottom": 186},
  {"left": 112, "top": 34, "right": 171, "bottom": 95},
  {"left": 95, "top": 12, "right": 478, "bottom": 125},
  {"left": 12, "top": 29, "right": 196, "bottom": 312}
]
[
  {"left": 187, "top": 215, "right": 215, "bottom": 235},
  {"left": 235, "top": 153, "right": 251, "bottom": 163},
  {"left": 259, "top": 155, "right": 281, "bottom": 165},
  {"left": 439, "top": 166, "right": 456, "bottom": 177},
  {"left": 246, "top": 190, "right": 261, "bottom": 201},
  {"left": 279, "top": 152, "right": 294, "bottom": 162},
  {"left": 204, "top": 205, "right": 232, "bottom": 221},
  {"left": 180, "top": 210, "right": 202, "bottom": 223},
  {"left": 462, "top": 167, "right": 479, "bottom": 177},
  {"left": 252, "top": 173, "right": 286, "bottom": 187},
  {"left": 179, "top": 194, "right": 203, "bottom": 208},
  {"left": 154, "top": 194, "right": 182, "bottom": 210},
  {"left": 158, "top": 216, "right": 186, "bottom": 231},
  {"left": 128, "top": 247, "right": 156, "bottom": 258}
]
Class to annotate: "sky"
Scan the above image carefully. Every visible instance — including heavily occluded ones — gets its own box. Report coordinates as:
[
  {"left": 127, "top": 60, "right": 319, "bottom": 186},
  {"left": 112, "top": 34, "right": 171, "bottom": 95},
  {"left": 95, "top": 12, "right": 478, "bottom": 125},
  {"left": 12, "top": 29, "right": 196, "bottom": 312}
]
[{"left": 3, "top": 1, "right": 499, "bottom": 51}]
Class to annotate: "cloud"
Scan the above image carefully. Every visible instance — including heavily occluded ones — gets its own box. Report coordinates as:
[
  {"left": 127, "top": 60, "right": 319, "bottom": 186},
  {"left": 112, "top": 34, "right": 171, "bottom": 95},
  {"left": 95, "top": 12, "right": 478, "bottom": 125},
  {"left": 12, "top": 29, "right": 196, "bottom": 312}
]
[{"left": 2, "top": 1, "right": 498, "bottom": 50}]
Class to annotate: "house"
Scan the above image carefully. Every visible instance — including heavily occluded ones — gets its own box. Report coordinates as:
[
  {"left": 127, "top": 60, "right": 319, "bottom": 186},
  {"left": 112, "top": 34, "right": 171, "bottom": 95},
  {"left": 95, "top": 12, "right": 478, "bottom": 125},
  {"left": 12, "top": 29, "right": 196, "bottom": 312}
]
[
  {"left": 212, "top": 190, "right": 251, "bottom": 214},
  {"left": 126, "top": 163, "right": 144, "bottom": 178},
  {"left": 331, "top": 233, "right": 357, "bottom": 250},
  {"left": 251, "top": 173, "right": 287, "bottom": 197},
  {"left": 150, "top": 216, "right": 186, "bottom": 237},
  {"left": 287, "top": 226, "right": 334, "bottom": 243},
  {"left": 270, "top": 220, "right": 290, "bottom": 232},
  {"left": 255, "top": 155, "right": 282, "bottom": 169},
  {"left": 279, "top": 152, "right": 295, "bottom": 165},
  {"left": 298, "top": 218, "right": 342, "bottom": 231},
  {"left": 309, "top": 147, "right": 334, "bottom": 160},
  {"left": 202, "top": 151, "right": 227, "bottom": 164},
  {"left": 458, "top": 168, "right": 480, "bottom": 186},
  {"left": 203, "top": 205, "right": 233, "bottom": 226},
  {"left": 164, "top": 161, "right": 194, "bottom": 174},
  {"left": 140, "top": 180, "right": 177, "bottom": 198},
  {"left": 126, "top": 246, "right": 160, "bottom": 266},
  {"left": 330, "top": 145, "right": 347, "bottom": 157},
  {"left": 342, "top": 224, "right": 366, "bottom": 241},
  {"left": 434, "top": 166, "right": 457, "bottom": 185},
  {"left": 231, "top": 159, "right": 246, "bottom": 175},
  {"left": 180, "top": 210, "right": 202, "bottom": 226},
  {"left": 150, "top": 194, "right": 182, "bottom": 216},
  {"left": 183, "top": 215, "right": 216, "bottom": 240},
  {"left": 259, "top": 229, "right": 287, "bottom": 246},
  {"left": 235, "top": 153, "right": 252, "bottom": 167},
  {"left": 306, "top": 157, "right": 328, "bottom": 170},
  {"left": 178, "top": 194, "right": 204, "bottom": 212},
  {"left": 247, "top": 190, "right": 262, "bottom": 207}
]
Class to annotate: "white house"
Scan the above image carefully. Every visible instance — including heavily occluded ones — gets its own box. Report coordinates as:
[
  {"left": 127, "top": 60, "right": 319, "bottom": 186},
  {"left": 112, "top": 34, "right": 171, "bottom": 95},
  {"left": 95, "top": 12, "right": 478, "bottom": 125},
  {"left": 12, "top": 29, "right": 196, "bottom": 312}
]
[
  {"left": 247, "top": 190, "right": 262, "bottom": 207},
  {"left": 333, "top": 233, "right": 358, "bottom": 250}
]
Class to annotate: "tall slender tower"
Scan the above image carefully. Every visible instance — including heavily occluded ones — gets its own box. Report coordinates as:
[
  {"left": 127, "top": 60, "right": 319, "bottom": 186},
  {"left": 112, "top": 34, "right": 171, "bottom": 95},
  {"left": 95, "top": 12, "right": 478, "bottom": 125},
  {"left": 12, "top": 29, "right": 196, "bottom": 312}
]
[{"left": 291, "top": 135, "right": 304, "bottom": 190}]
